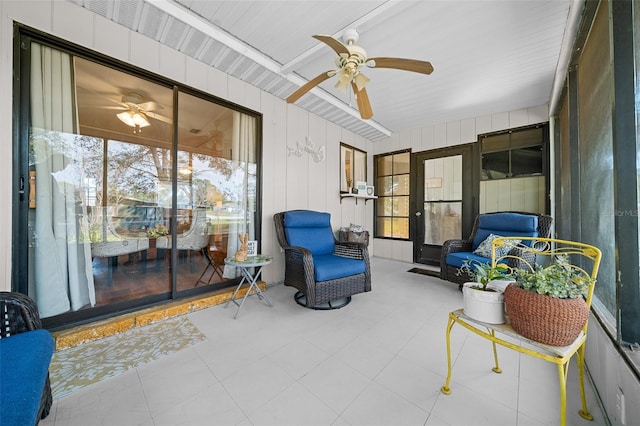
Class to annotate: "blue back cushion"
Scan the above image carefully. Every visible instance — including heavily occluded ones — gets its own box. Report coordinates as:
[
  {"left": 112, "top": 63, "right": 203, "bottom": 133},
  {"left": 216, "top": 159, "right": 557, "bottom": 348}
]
[
  {"left": 284, "top": 210, "right": 335, "bottom": 255},
  {"left": 472, "top": 213, "right": 539, "bottom": 249}
]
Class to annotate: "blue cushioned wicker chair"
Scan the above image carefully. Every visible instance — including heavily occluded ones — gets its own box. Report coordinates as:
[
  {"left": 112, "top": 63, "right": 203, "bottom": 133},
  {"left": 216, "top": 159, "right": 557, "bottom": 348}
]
[
  {"left": 274, "top": 210, "right": 371, "bottom": 309},
  {"left": 440, "top": 211, "right": 553, "bottom": 289}
]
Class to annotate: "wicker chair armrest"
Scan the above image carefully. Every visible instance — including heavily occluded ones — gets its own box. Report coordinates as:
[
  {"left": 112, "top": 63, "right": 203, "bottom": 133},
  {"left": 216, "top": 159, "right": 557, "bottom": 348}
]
[
  {"left": 442, "top": 239, "right": 473, "bottom": 255},
  {"left": 335, "top": 241, "right": 367, "bottom": 260},
  {"left": 0, "top": 292, "right": 43, "bottom": 337}
]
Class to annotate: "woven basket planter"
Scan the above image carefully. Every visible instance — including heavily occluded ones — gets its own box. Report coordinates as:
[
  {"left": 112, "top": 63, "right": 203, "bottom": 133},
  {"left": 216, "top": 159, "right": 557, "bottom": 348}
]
[{"left": 504, "top": 284, "right": 589, "bottom": 346}]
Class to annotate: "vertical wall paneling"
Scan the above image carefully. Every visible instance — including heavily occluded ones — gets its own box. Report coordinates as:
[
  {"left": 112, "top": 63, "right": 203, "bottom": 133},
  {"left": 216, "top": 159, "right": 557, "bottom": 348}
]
[
  {"left": 508, "top": 108, "right": 529, "bottom": 128},
  {"left": 460, "top": 118, "right": 476, "bottom": 144},
  {"left": 434, "top": 123, "right": 447, "bottom": 149},
  {"left": 475, "top": 115, "right": 492, "bottom": 135},
  {"left": 227, "top": 75, "right": 245, "bottom": 106},
  {"left": 491, "top": 112, "right": 509, "bottom": 130},
  {"left": 52, "top": 0, "right": 94, "bottom": 49},
  {"left": 421, "top": 125, "right": 435, "bottom": 151},
  {"left": 207, "top": 66, "right": 229, "bottom": 99},
  {"left": 130, "top": 31, "right": 160, "bottom": 73},
  {"left": 446, "top": 121, "right": 461, "bottom": 146},
  {"left": 185, "top": 56, "right": 209, "bottom": 92},
  {"left": 94, "top": 16, "right": 129, "bottom": 62}
]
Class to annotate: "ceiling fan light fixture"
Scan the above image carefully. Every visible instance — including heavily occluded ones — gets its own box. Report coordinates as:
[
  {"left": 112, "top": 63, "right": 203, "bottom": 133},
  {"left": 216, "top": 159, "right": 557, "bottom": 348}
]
[
  {"left": 335, "top": 69, "right": 352, "bottom": 91},
  {"left": 354, "top": 72, "right": 370, "bottom": 92},
  {"left": 117, "top": 110, "right": 150, "bottom": 128}
]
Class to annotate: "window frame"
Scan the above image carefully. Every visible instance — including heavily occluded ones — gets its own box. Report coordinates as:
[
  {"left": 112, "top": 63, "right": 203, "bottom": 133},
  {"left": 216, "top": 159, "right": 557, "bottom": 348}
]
[
  {"left": 12, "top": 24, "right": 263, "bottom": 330},
  {"left": 374, "top": 149, "right": 411, "bottom": 240}
]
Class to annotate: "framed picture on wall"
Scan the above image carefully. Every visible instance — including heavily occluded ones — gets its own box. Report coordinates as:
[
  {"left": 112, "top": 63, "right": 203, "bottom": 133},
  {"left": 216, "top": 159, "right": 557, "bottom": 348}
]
[{"left": 340, "top": 142, "right": 367, "bottom": 193}]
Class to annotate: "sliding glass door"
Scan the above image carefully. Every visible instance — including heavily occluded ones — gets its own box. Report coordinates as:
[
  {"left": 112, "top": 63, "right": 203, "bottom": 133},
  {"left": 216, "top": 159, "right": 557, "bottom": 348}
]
[{"left": 15, "top": 31, "right": 260, "bottom": 329}]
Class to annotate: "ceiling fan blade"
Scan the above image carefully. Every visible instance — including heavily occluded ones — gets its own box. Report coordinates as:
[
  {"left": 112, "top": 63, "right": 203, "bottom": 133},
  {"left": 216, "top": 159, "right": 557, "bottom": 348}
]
[
  {"left": 286, "top": 70, "right": 337, "bottom": 103},
  {"left": 312, "top": 35, "right": 350, "bottom": 56},
  {"left": 352, "top": 83, "right": 373, "bottom": 120},
  {"left": 367, "top": 57, "right": 434, "bottom": 75},
  {"left": 137, "top": 101, "right": 162, "bottom": 112},
  {"left": 145, "top": 111, "right": 172, "bottom": 124}
]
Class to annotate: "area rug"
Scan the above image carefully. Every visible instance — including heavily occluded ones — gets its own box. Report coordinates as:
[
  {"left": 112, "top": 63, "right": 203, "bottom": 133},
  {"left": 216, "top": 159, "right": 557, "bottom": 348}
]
[
  {"left": 408, "top": 267, "right": 440, "bottom": 278},
  {"left": 50, "top": 315, "right": 206, "bottom": 399}
]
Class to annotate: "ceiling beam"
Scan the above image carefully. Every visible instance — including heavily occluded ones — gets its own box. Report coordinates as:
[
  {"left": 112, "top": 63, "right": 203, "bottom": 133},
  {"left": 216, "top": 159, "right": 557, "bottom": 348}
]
[{"left": 146, "top": 0, "right": 391, "bottom": 137}]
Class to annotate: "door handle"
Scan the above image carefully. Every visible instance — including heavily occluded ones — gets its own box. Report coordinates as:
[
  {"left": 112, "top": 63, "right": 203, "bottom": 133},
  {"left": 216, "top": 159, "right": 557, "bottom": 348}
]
[{"left": 415, "top": 211, "right": 422, "bottom": 217}]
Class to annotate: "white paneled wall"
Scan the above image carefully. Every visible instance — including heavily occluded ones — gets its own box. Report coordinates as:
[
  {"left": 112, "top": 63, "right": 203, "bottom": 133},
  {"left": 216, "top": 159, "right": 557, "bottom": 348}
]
[
  {"left": 0, "top": 0, "right": 374, "bottom": 289},
  {"left": 0, "top": 1, "right": 548, "bottom": 282},
  {"left": 373, "top": 105, "right": 550, "bottom": 263},
  {"left": 586, "top": 315, "right": 640, "bottom": 425},
  {"left": 479, "top": 176, "right": 546, "bottom": 214}
]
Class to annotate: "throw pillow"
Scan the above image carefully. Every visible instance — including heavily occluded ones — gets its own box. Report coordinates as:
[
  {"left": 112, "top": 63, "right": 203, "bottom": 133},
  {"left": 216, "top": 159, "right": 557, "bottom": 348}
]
[{"left": 473, "top": 233, "right": 521, "bottom": 258}]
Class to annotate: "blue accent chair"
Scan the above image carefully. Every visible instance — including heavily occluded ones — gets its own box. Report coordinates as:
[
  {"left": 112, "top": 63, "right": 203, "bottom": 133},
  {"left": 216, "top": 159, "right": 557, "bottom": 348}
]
[
  {"left": 274, "top": 210, "right": 371, "bottom": 309},
  {"left": 440, "top": 211, "right": 553, "bottom": 288},
  {"left": 0, "top": 292, "right": 54, "bottom": 426}
]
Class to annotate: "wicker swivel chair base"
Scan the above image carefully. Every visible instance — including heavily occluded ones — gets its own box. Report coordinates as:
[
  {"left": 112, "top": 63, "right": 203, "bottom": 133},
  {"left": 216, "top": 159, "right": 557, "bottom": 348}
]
[{"left": 294, "top": 291, "right": 351, "bottom": 309}]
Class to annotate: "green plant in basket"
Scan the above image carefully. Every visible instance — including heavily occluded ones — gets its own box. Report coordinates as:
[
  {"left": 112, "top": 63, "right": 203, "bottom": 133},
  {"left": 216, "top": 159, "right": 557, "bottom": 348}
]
[
  {"left": 458, "top": 260, "right": 513, "bottom": 291},
  {"left": 512, "top": 255, "right": 593, "bottom": 299}
]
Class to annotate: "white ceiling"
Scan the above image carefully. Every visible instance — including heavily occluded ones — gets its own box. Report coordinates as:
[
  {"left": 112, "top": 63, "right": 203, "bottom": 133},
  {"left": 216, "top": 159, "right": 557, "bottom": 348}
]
[{"left": 71, "top": 0, "right": 575, "bottom": 141}]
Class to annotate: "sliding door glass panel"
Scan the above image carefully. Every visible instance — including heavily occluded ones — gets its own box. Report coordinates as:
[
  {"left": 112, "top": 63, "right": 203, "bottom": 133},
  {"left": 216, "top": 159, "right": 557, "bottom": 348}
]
[
  {"left": 27, "top": 48, "right": 174, "bottom": 317},
  {"left": 423, "top": 155, "right": 462, "bottom": 245},
  {"left": 174, "top": 91, "right": 257, "bottom": 291}
]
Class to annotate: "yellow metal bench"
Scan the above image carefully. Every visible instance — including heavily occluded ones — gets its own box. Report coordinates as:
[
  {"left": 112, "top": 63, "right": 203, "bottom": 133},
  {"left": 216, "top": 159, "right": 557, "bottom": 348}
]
[{"left": 440, "top": 237, "right": 602, "bottom": 426}]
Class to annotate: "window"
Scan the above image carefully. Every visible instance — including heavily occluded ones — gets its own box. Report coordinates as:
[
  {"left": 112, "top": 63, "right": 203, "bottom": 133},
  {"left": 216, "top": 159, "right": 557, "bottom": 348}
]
[
  {"left": 14, "top": 28, "right": 261, "bottom": 328},
  {"left": 375, "top": 150, "right": 410, "bottom": 239},
  {"left": 481, "top": 126, "right": 544, "bottom": 180},
  {"left": 478, "top": 125, "right": 549, "bottom": 215}
]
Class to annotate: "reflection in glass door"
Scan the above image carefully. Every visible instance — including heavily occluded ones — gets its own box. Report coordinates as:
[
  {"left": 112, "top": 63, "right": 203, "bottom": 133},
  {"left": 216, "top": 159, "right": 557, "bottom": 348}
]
[
  {"left": 424, "top": 155, "right": 462, "bottom": 248},
  {"left": 17, "top": 37, "right": 259, "bottom": 329},
  {"left": 413, "top": 146, "right": 474, "bottom": 265}
]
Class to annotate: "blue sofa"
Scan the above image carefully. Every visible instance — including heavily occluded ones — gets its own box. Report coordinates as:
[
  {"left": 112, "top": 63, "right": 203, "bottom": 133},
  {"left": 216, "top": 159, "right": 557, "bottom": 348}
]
[
  {"left": 0, "top": 292, "right": 54, "bottom": 426},
  {"left": 440, "top": 211, "right": 553, "bottom": 288}
]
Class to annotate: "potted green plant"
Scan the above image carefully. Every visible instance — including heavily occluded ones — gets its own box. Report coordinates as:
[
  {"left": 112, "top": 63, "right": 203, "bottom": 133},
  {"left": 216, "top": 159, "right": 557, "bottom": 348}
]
[
  {"left": 505, "top": 255, "right": 595, "bottom": 346},
  {"left": 458, "top": 260, "right": 514, "bottom": 324}
]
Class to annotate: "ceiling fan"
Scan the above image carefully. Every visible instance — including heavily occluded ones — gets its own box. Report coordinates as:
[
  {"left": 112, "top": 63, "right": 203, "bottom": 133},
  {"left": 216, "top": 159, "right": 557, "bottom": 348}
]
[
  {"left": 286, "top": 29, "right": 434, "bottom": 120},
  {"left": 106, "top": 92, "right": 171, "bottom": 133}
]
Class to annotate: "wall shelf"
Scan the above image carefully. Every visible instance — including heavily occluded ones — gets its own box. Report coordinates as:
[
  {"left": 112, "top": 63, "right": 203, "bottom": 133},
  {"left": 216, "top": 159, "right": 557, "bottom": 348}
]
[{"left": 340, "top": 193, "right": 377, "bottom": 204}]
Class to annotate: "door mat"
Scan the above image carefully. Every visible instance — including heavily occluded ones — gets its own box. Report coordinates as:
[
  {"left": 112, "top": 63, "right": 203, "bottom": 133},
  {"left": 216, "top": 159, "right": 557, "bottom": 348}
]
[
  {"left": 408, "top": 267, "right": 440, "bottom": 278},
  {"left": 49, "top": 315, "right": 206, "bottom": 399}
]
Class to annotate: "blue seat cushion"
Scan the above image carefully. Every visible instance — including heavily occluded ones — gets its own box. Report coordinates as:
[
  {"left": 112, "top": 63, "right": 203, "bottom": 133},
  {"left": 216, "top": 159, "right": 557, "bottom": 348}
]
[
  {"left": 284, "top": 211, "right": 335, "bottom": 256},
  {"left": 0, "top": 329, "right": 54, "bottom": 426},
  {"left": 446, "top": 252, "right": 509, "bottom": 269},
  {"left": 472, "top": 213, "right": 539, "bottom": 250},
  {"left": 313, "top": 254, "right": 366, "bottom": 282}
]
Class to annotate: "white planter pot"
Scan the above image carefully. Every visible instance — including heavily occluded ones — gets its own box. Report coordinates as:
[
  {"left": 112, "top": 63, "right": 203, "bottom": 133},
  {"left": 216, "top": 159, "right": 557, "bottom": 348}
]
[{"left": 462, "top": 282, "right": 505, "bottom": 324}]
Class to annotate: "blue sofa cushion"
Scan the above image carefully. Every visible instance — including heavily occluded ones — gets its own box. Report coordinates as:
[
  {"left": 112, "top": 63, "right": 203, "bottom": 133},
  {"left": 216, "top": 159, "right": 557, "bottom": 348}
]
[
  {"left": 472, "top": 213, "right": 538, "bottom": 250},
  {"left": 313, "top": 254, "right": 366, "bottom": 282},
  {"left": 284, "top": 211, "right": 335, "bottom": 256},
  {"left": 0, "top": 329, "right": 54, "bottom": 426}
]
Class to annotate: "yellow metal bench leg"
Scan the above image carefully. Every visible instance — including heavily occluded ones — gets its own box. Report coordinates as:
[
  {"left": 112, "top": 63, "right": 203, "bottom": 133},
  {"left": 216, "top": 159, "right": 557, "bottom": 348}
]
[
  {"left": 490, "top": 329, "right": 502, "bottom": 374},
  {"left": 576, "top": 344, "right": 593, "bottom": 420},
  {"left": 557, "top": 361, "right": 570, "bottom": 426},
  {"left": 441, "top": 314, "right": 456, "bottom": 395}
]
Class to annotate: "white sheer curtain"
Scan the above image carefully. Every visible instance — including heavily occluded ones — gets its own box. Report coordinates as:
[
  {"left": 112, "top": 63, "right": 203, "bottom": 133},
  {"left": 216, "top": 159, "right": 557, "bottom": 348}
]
[
  {"left": 223, "top": 112, "right": 257, "bottom": 278},
  {"left": 29, "top": 44, "right": 95, "bottom": 317}
]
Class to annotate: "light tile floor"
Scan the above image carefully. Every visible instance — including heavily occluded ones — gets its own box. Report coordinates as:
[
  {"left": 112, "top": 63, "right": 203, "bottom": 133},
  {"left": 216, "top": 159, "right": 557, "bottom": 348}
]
[{"left": 41, "top": 258, "right": 608, "bottom": 425}]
